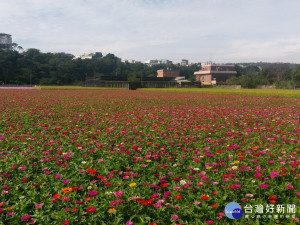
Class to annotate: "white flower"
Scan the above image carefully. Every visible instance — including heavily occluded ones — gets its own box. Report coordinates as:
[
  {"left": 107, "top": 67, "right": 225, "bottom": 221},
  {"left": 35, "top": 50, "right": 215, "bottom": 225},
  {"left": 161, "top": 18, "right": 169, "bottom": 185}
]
[
  {"left": 81, "top": 161, "right": 87, "bottom": 164},
  {"left": 180, "top": 180, "right": 187, "bottom": 185}
]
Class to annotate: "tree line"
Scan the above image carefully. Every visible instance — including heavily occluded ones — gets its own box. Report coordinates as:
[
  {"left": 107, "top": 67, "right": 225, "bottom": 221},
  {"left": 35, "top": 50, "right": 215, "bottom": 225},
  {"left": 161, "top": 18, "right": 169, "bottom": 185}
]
[
  {"left": 0, "top": 49, "right": 199, "bottom": 85},
  {"left": 228, "top": 64, "right": 300, "bottom": 88},
  {"left": 0, "top": 48, "right": 299, "bottom": 88}
]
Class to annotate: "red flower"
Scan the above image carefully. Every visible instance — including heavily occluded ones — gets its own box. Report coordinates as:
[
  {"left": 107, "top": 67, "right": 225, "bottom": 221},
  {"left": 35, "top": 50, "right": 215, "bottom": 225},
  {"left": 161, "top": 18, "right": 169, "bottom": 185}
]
[
  {"left": 210, "top": 204, "right": 218, "bottom": 208},
  {"left": 87, "top": 169, "right": 97, "bottom": 175},
  {"left": 175, "top": 195, "right": 182, "bottom": 200},
  {"left": 145, "top": 199, "right": 154, "bottom": 205},
  {"left": 86, "top": 207, "right": 96, "bottom": 213},
  {"left": 201, "top": 195, "right": 209, "bottom": 201},
  {"left": 52, "top": 194, "right": 60, "bottom": 199},
  {"left": 269, "top": 195, "right": 278, "bottom": 200},
  {"left": 161, "top": 183, "right": 168, "bottom": 188}
]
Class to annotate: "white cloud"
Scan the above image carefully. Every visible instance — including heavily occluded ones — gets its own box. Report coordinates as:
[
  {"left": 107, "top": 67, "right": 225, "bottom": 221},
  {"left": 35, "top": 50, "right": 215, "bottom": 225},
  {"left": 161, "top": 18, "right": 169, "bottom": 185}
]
[{"left": 1, "top": 0, "right": 300, "bottom": 63}]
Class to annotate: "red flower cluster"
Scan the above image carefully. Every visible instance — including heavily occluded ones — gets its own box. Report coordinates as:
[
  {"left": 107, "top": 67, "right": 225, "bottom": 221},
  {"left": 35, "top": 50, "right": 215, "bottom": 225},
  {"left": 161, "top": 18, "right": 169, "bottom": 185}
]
[{"left": 137, "top": 199, "right": 154, "bottom": 206}]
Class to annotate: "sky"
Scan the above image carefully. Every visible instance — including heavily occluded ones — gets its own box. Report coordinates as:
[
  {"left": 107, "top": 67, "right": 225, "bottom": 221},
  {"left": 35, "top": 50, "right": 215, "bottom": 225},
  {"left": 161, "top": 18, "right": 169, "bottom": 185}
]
[{"left": 1, "top": 0, "right": 300, "bottom": 63}]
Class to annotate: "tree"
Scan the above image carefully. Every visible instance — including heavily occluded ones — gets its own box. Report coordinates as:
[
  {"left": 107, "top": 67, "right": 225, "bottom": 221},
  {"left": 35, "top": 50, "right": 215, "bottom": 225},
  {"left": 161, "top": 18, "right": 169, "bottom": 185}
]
[{"left": 291, "top": 64, "right": 300, "bottom": 87}]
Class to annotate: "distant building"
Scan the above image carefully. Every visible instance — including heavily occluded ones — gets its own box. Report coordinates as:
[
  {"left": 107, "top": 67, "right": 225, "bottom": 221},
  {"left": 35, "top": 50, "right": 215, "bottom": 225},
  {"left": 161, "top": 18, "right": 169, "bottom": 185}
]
[
  {"left": 125, "top": 59, "right": 141, "bottom": 64},
  {"left": 157, "top": 69, "right": 180, "bottom": 78},
  {"left": 194, "top": 62, "right": 237, "bottom": 85},
  {"left": 145, "top": 59, "right": 172, "bottom": 66},
  {"left": 181, "top": 59, "right": 189, "bottom": 66},
  {"left": 0, "top": 33, "right": 12, "bottom": 51},
  {"left": 74, "top": 52, "right": 102, "bottom": 60}
]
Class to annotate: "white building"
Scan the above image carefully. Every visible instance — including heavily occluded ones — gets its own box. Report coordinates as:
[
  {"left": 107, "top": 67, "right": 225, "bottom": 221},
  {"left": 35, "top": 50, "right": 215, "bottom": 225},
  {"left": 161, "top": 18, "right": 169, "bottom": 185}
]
[{"left": 0, "top": 33, "right": 12, "bottom": 51}]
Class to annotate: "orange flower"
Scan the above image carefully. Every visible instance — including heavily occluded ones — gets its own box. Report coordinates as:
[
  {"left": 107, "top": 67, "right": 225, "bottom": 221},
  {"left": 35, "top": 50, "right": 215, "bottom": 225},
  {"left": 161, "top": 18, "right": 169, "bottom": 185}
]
[
  {"left": 8, "top": 206, "right": 14, "bottom": 211},
  {"left": 62, "top": 187, "right": 73, "bottom": 195},
  {"left": 107, "top": 208, "right": 116, "bottom": 214},
  {"left": 85, "top": 197, "right": 92, "bottom": 202}
]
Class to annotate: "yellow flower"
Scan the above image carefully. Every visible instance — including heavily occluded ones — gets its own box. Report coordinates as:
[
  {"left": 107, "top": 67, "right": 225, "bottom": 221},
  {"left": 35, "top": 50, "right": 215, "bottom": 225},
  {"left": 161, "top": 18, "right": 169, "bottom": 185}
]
[
  {"left": 234, "top": 161, "right": 240, "bottom": 164},
  {"left": 108, "top": 208, "right": 116, "bottom": 214},
  {"left": 129, "top": 183, "right": 136, "bottom": 187},
  {"left": 116, "top": 182, "right": 121, "bottom": 186},
  {"left": 146, "top": 160, "right": 151, "bottom": 162},
  {"left": 232, "top": 166, "right": 238, "bottom": 170}
]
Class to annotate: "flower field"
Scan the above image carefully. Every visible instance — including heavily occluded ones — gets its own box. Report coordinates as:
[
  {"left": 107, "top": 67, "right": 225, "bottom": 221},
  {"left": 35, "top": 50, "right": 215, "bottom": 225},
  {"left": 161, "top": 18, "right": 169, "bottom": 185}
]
[{"left": 0, "top": 89, "right": 299, "bottom": 225}]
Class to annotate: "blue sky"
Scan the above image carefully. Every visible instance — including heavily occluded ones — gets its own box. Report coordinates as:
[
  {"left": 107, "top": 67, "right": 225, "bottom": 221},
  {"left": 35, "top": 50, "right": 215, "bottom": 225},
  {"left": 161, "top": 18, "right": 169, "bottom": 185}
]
[{"left": 1, "top": 0, "right": 300, "bottom": 63}]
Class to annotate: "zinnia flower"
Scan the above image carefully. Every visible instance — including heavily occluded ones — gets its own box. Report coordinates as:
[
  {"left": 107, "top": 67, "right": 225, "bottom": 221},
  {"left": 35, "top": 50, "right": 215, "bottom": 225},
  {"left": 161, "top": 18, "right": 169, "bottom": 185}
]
[
  {"left": 86, "top": 207, "right": 96, "bottom": 213},
  {"left": 21, "top": 215, "right": 31, "bottom": 221},
  {"left": 259, "top": 184, "right": 268, "bottom": 189},
  {"left": 171, "top": 215, "right": 179, "bottom": 220}
]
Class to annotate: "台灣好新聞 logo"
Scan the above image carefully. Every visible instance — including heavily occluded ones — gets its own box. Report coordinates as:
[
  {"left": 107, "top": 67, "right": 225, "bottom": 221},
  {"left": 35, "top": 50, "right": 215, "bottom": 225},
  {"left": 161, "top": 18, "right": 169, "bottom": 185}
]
[{"left": 225, "top": 202, "right": 243, "bottom": 219}]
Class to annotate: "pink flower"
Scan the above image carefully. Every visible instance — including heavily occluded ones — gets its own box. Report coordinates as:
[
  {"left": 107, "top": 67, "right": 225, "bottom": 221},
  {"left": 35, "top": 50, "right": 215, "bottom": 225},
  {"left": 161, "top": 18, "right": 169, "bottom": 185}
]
[
  {"left": 62, "top": 220, "right": 69, "bottom": 225},
  {"left": 171, "top": 215, "right": 179, "bottom": 220},
  {"left": 114, "top": 191, "right": 123, "bottom": 197},
  {"left": 206, "top": 220, "right": 215, "bottom": 224},
  {"left": 287, "top": 184, "right": 294, "bottom": 189},
  {"left": 0, "top": 202, "right": 5, "bottom": 208},
  {"left": 259, "top": 184, "right": 268, "bottom": 189},
  {"left": 21, "top": 215, "right": 31, "bottom": 221},
  {"left": 270, "top": 172, "right": 279, "bottom": 178},
  {"left": 61, "top": 197, "right": 70, "bottom": 202},
  {"left": 126, "top": 222, "right": 133, "bottom": 225}
]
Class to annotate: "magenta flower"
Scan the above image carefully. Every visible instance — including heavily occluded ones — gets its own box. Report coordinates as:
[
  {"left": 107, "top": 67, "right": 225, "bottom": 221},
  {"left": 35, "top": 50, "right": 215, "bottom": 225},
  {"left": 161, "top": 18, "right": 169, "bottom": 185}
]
[
  {"left": 126, "top": 221, "right": 133, "bottom": 225},
  {"left": 62, "top": 180, "right": 70, "bottom": 185},
  {"left": 54, "top": 174, "right": 61, "bottom": 179},
  {"left": 270, "top": 172, "right": 279, "bottom": 178},
  {"left": 259, "top": 184, "right": 268, "bottom": 189},
  {"left": 286, "top": 184, "right": 294, "bottom": 189},
  {"left": 21, "top": 215, "right": 31, "bottom": 221},
  {"left": 88, "top": 190, "right": 99, "bottom": 196},
  {"left": 171, "top": 215, "right": 179, "bottom": 220}
]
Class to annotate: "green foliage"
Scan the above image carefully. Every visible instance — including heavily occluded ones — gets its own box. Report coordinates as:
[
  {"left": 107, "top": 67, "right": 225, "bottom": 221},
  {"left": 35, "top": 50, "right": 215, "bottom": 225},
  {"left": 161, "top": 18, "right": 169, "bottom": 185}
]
[
  {"left": 228, "top": 64, "right": 294, "bottom": 89},
  {"left": 291, "top": 64, "right": 300, "bottom": 86}
]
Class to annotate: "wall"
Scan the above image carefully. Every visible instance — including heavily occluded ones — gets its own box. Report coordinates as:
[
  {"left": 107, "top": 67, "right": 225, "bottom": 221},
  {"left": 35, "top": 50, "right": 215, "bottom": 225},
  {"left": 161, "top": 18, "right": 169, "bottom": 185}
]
[
  {"left": 214, "top": 85, "right": 241, "bottom": 89},
  {"left": 256, "top": 85, "right": 275, "bottom": 89}
]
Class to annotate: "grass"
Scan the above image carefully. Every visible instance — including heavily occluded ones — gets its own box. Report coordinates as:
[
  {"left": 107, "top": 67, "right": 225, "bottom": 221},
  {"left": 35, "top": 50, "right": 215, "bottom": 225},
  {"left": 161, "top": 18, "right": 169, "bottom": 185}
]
[
  {"left": 35, "top": 85, "right": 126, "bottom": 90},
  {"left": 139, "top": 88, "right": 300, "bottom": 98},
  {"left": 35, "top": 86, "right": 300, "bottom": 98}
]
